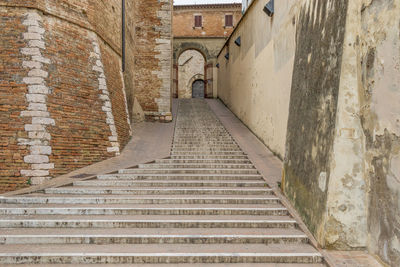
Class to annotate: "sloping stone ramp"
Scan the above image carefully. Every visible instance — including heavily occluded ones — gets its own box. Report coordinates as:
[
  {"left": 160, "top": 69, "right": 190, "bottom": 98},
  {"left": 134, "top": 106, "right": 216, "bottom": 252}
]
[{"left": 0, "top": 99, "right": 326, "bottom": 266}]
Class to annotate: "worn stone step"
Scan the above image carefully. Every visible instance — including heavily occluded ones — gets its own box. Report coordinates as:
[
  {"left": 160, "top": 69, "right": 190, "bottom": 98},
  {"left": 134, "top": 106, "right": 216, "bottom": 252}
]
[
  {"left": 118, "top": 168, "right": 258, "bottom": 174},
  {"left": 138, "top": 163, "right": 255, "bottom": 169},
  {"left": 174, "top": 138, "right": 235, "bottom": 142},
  {"left": 44, "top": 187, "right": 273, "bottom": 195},
  {"left": 170, "top": 154, "right": 249, "bottom": 159},
  {"left": 172, "top": 147, "right": 241, "bottom": 151},
  {"left": 0, "top": 206, "right": 288, "bottom": 216},
  {"left": 172, "top": 141, "right": 237, "bottom": 145},
  {"left": 96, "top": 173, "right": 263, "bottom": 181},
  {"left": 73, "top": 180, "right": 266, "bottom": 188},
  {"left": 0, "top": 244, "right": 322, "bottom": 264},
  {"left": 1, "top": 227, "right": 302, "bottom": 236},
  {"left": 0, "top": 195, "right": 280, "bottom": 205},
  {"left": 0, "top": 263, "right": 328, "bottom": 267},
  {"left": 171, "top": 151, "right": 246, "bottom": 155},
  {"left": 0, "top": 234, "right": 308, "bottom": 245},
  {"left": 0, "top": 228, "right": 308, "bottom": 245},
  {"left": 0, "top": 215, "right": 298, "bottom": 228},
  {"left": 156, "top": 159, "right": 251, "bottom": 164}
]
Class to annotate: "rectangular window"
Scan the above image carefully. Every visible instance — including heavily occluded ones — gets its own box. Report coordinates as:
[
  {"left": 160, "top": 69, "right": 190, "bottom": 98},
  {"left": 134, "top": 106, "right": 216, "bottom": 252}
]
[
  {"left": 225, "top": 15, "right": 233, "bottom": 27},
  {"left": 194, "top": 15, "right": 202, "bottom": 28}
]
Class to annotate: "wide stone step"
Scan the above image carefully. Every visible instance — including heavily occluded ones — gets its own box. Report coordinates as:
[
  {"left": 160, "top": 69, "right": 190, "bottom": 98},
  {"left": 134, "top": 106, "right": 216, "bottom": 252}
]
[
  {"left": 155, "top": 158, "right": 251, "bottom": 164},
  {"left": 0, "top": 244, "right": 323, "bottom": 264},
  {"left": 0, "top": 264, "right": 327, "bottom": 267},
  {"left": 44, "top": 187, "right": 273, "bottom": 195},
  {"left": 0, "top": 228, "right": 308, "bottom": 245},
  {"left": 171, "top": 151, "right": 246, "bottom": 155},
  {"left": 0, "top": 227, "right": 306, "bottom": 235},
  {"left": 173, "top": 140, "right": 235, "bottom": 143},
  {"left": 0, "top": 215, "right": 298, "bottom": 228},
  {"left": 172, "top": 146, "right": 240, "bottom": 150},
  {"left": 1, "top": 234, "right": 308, "bottom": 245},
  {"left": 97, "top": 173, "right": 263, "bottom": 181},
  {"left": 172, "top": 141, "right": 237, "bottom": 145},
  {"left": 118, "top": 168, "right": 258, "bottom": 174},
  {"left": 172, "top": 148, "right": 242, "bottom": 152},
  {"left": 0, "top": 195, "right": 280, "bottom": 205},
  {"left": 0, "top": 206, "right": 288, "bottom": 216},
  {"left": 138, "top": 163, "right": 255, "bottom": 169},
  {"left": 171, "top": 154, "right": 248, "bottom": 159},
  {"left": 73, "top": 180, "right": 266, "bottom": 188}
]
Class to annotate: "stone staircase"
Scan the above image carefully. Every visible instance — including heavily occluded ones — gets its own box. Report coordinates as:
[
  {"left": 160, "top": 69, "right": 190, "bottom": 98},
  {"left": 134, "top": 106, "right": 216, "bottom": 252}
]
[{"left": 0, "top": 99, "right": 325, "bottom": 265}]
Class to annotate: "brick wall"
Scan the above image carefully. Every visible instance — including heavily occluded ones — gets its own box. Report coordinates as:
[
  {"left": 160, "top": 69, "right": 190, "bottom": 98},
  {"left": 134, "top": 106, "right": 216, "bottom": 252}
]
[
  {"left": 0, "top": 7, "right": 31, "bottom": 192},
  {"left": 133, "top": 0, "right": 172, "bottom": 122},
  {"left": 0, "top": 1, "right": 133, "bottom": 192},
  {"left": 173, "top": 4, "right": 242, "bottom": 38}
]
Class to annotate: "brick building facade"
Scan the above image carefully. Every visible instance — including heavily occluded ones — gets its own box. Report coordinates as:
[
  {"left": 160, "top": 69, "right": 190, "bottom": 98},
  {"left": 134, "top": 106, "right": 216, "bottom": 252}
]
[
  {"left": 172, "top": 3, "right": 241, "bottom": 98},
  {"left": 0, "top": 0, "right": 172, "bottom": 193}
]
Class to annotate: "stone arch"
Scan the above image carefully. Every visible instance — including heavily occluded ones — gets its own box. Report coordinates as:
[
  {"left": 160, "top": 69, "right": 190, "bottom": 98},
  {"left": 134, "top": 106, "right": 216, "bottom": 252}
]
[
  {"left": 174, "top": 42, "right": 211, "bottom": 62},
  {"left": 173, "top": 41, "right": 214, "bottom": 98},
  {"left": 177, "top": 50, "right": 206, "bottom": 99},
  {"left": 188, "top": 74, "right": 205, "bottom": 90}
]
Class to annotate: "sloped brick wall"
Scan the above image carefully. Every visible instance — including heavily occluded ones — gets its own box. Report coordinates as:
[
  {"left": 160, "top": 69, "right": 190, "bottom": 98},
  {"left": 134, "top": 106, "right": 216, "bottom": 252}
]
[
  {"left": 0, "top": 7, "right": 31, "bottom": 192},
  {"left": 0, "top": 1, "right": 132, "bottom": 192}
]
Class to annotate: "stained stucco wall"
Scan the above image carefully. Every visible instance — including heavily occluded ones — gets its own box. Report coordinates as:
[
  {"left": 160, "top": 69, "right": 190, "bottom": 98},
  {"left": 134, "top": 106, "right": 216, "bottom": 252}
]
[
  {"left": 359, "top": 0, "right": 400, "bottom": 265},
  {"left": 217, "top": 0, "right": 400, "bottom": 265},
  {"left": 217, "top": 0, "right": 298, "bottom": 158}
]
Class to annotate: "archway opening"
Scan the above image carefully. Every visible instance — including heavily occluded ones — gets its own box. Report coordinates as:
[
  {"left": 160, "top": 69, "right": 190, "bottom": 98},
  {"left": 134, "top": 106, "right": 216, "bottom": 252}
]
[
  {"left": 177, "top": 49, "right": 206, "bottom": 99},
  {"left": 192, "top": 79, "right": 205, "bottom": 98}
]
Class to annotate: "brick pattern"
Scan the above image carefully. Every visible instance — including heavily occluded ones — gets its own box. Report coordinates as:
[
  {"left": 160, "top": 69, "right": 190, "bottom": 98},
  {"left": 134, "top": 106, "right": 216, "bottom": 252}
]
[
  {"left": 90, "top": 37, "right": 120, "bottom": 155},
  {"left": 133, "top": 0, "right": 172, "bottom": 122},
  {"left": 0, "top": 7, "right": 30, "bottom": 193},
  {"left": 173, "top": 5, "right": 242, "bottom": 38},
  {"left": 98, "top": 38, "right": 132, "bottom": 150},
  {"left": 17, "top": 10, "right": 55, "bottom": 186},
  {"left": 1, "top": 4, "right": 132, "bottom": 190},
  {"left": 42, "top": 16, "right": 117, "bottom": 178}
]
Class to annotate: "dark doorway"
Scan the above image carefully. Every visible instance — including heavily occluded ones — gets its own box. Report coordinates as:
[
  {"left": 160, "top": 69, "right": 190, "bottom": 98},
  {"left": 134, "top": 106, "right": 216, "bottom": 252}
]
[{"left": 192, "top": 80, "right": 205, "bottom": 98}]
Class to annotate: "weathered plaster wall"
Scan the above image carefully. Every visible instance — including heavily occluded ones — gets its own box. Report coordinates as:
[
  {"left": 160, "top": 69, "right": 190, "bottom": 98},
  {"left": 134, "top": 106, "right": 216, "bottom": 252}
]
[
  {"left": 218, "top": 0, "right": 400, "bottom": 265},
  {"left": 285, "top": 0, "right": 353, "bottom": 249},
  {"left": 217, "top": 0, "right": 298, "bottom": 158},
  {"left": 178, "top": 50, "right": 205, "bottom": 98},
  {"left": 359, "top": 0, "right": 400, "bottom": 265}
]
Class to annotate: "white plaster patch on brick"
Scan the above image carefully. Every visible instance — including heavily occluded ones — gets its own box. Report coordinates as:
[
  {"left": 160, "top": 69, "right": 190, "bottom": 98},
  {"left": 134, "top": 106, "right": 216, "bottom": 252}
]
[
  {"left": 18, "top": 10, "right": 54, "bottom": 185},
  {"left": 119, "top": 70, "right": 132, "bottom": 135},
  {"left": 89, "top": 37, "right": 120, "bottom": 156}
]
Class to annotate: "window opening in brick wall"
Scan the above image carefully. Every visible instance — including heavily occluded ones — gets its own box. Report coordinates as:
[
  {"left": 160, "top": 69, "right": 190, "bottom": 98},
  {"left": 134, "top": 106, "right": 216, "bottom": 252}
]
[
  {"left": 194, "top": 15, "right": 202, "bottom": 28},
  {"left": 225, "top": 14, "right": 233, "bottom": 27}
]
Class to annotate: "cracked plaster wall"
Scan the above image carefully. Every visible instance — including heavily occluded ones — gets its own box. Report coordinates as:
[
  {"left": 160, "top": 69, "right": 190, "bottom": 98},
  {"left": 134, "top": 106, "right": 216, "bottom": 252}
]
[{"left": 359, "top": 0, "right": 400, "bottom": 265}]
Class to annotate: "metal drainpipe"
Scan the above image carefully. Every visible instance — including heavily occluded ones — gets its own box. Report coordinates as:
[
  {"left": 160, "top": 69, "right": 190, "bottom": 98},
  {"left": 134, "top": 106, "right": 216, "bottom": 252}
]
[{"left": 122, "top": 0, "right": 125, "bottom": 72}]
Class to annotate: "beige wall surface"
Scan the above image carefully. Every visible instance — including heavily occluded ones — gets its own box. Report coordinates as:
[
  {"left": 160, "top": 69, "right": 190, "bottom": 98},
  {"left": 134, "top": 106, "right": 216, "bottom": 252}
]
[
  {"left": 218, "top": 0, "right": 400, "bottom": 265},
  {"left": 217, "top": 0, "right": 298, "bottom": 159}
]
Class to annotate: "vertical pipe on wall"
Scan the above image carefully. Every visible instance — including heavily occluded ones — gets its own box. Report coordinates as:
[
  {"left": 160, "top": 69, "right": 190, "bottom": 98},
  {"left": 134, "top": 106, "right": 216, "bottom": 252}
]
[{"left": 122, "top": 0, "right": 125, "bottom": 72}]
